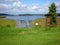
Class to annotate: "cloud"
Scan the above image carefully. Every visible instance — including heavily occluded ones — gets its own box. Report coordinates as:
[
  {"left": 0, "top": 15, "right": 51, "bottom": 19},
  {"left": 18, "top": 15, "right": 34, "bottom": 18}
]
[
  {"left": 56, "top": 2, "right": 60, "bottom": 7},
  {"left": 0, "top": 3, "right": 9, "bottom": 9},
  {"left": 55, "top": 1, "right": 60, "bottom": 13},
  {"left": 0, "top": 0, "right": 19, "bottom": 3},
  {"left": 0, "top": 1, "right": 49, "bottom": 14},
  {"left": 10, "top": 1, "right": 51, "bottom": 14},
  {"left": 5, "top": 0, "right": 13, "bottom": 2},
  {"left": 26, "top": 5, "right": 40, "bottom": 12},
  {"left": 0, "top": 0, "right": 60, "bottom": 14},
  {"left": 13, "top": 1, "right": 21, "bottom": 7},
  {"left": 0, "top": 3, "right": 10, "bottom": 13}
]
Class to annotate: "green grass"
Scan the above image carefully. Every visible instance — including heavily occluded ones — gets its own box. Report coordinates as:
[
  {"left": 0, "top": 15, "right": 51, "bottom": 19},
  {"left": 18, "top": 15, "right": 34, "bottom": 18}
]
[
  {"left": 0, "top": 19, "right": 16, "bottom": 27},
  {"left": 0, "top": 27, "right": 60, "bottom": 45}
]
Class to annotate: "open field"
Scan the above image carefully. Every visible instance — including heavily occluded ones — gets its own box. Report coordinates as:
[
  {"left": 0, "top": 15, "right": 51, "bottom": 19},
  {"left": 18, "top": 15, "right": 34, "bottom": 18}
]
[{"left": 0, "top": 27, "right": 60, "bottom": 45}]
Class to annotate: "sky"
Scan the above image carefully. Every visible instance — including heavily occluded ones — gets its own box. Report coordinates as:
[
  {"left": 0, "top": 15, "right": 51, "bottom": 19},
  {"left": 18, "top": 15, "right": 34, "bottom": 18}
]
[{"left": 0, "top": 0, "right": 60, "bottom": 15}]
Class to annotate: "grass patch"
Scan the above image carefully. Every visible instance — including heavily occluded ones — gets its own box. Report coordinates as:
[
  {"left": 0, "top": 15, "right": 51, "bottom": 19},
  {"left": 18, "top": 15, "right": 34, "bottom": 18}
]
[
  {"left": 0, "top": 19, "right": 16, "bottom": 27},
  {"left": 0, "top": 27, "right": 60, "bottom": 45}
]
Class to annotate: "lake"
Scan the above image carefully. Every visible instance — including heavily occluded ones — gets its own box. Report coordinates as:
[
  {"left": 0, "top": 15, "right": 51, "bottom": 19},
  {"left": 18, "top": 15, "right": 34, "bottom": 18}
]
[
  {"left": 1, "top": 15, "right": 45, "bottom": 28},
  {"left": 6, "top": 15, "right": 45, "bottom": 20}
]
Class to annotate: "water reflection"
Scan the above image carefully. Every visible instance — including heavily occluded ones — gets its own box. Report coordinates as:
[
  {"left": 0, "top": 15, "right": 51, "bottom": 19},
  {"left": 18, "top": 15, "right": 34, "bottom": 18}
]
[{"left": 16, "top": 20, "right": 32, "bottom": 28}]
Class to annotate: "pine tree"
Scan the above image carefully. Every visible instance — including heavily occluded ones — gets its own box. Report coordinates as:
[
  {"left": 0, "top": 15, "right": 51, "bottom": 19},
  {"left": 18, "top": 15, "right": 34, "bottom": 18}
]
[{"left": 49, "top": 3, "right": 57, "bottom": 27}]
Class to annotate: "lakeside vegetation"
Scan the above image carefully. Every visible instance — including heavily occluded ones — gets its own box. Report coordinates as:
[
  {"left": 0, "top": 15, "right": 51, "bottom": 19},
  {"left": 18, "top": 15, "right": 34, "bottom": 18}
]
[
  {"left": 0, "top": 16, "right": 6, "bottom": 18},
  {"left": 0, "top": 19, "right": 16, "bottom": 28},
  {"left": 0, "top": 18, "right": 60, "bottom": 28},
  {"left": 32, "top": 18, "right": 60, "bottom": 27}
]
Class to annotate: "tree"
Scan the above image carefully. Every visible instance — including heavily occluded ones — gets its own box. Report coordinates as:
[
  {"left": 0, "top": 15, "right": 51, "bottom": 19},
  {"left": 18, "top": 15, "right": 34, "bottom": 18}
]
[{"left": 49, "top": 3, "right": 57, "bottom": 27}]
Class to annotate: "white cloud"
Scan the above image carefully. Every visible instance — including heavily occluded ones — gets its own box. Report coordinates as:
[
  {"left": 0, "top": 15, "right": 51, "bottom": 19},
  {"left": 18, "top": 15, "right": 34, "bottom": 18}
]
[
  {"left": 26, "top": 5, "right": 40, "bottom": 12},
  {"left": 5, "top": 0, "right": 19, "bottom": 2},
  {"left": 0, "top": 3, "right": 9, "bottom": 9},
  {"left": 31, "top": 5, "right": 39, "bottom": 10},
  {"left": 57, "top": 8, "right": 60, "bottom": 10},
  {"left": 0, "top": 1, "right": 49, "bottom": 14},
  {"left": 0, "top": 3, "right": 11, "bottom": 13},
  {"left": 1, "top": 0, "right": 60, "bottom": 14},
  {"left": 56, "top": 2, "right": 60, "bottom": 7},
  {"left": 12, "top": 8, "right": 19, "bottom": 11},
  {"left": 0, "top": 0, "right": 50, "bottom": 14},
  {"left": 55, "top": 1, "right": 60, "bottom": 13},
  {"left": 13, "top": 1, "right": 21, "bottom": 7},
  {"left": 5, "top": 0, "right": 13, "bottom": 2},
  {"left": 9, "top": 2, "right": 49, "bottom": 14},
  {"left": 0, "top": 3, "right": 10, "bottom": 11}
]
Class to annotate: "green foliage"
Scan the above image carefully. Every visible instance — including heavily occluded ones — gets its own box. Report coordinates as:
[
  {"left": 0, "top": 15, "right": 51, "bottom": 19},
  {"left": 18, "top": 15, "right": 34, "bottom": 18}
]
[{"left": 49, "top": 3, "right": 57, "bottom": 27}]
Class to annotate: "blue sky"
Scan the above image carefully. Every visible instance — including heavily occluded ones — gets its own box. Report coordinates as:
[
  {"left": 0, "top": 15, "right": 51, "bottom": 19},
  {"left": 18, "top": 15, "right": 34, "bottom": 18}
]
[{"left": 0, "top": 0, "right": 60, "bottom": 15}]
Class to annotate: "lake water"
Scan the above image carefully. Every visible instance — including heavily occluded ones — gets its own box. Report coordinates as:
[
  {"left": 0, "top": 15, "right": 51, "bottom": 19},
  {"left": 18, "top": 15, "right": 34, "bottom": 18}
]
[
  {"left": 2, "top": 15, "right": 45, "bottom": 28},
  {"left": 6, "top": 15, "right": 45, "bottom": 20}
]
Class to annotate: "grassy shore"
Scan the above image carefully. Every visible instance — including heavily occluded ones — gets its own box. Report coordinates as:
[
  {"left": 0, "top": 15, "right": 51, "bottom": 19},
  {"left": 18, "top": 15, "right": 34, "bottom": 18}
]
[
  {"left": 32, "top": 18, "right": 60, "bottom": 27},
  {"left": 0, "top": 19, "right": 16, "bottom": 27},
  {"left": 0, "top": 27, "right": 60, "bottom": 45}
]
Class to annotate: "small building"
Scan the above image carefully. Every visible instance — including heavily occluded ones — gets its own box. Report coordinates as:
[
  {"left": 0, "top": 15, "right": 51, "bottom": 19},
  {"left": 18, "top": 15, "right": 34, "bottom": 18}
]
[{"left": 45, "top": 14, "right": 60, "bottom": 27}]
